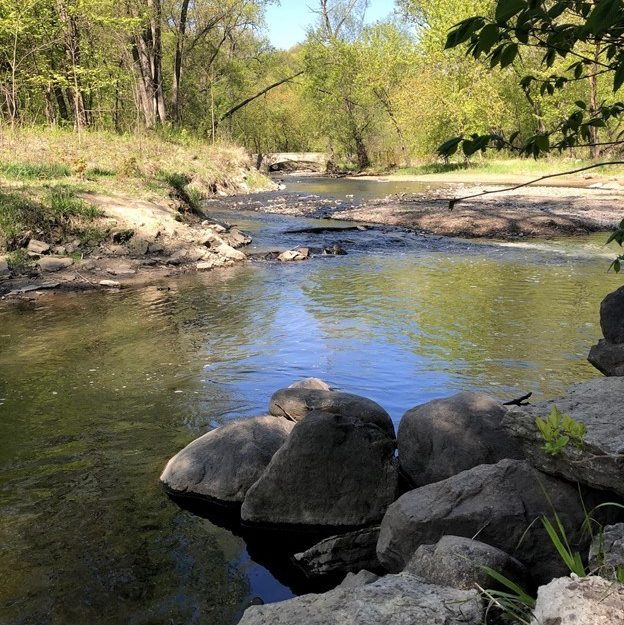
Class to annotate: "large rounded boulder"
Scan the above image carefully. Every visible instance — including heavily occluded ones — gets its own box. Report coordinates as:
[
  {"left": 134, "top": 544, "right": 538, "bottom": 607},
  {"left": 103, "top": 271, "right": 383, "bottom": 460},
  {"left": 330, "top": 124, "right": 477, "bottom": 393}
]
[
  {"left": 377, "top": 459, "right": 592, "bottom": 584},
  {"left": 397, "top": 392, "right": 523, "bottom": 486},
  {"left": 160, "top": 416, "right": 294, "bottom": 505},
  {"left": 269, "top": 388, "right": 395, "bottom": 439},
  {"left": 600, "top": 285, "right": 624, "bottom": 344},
  {"left": 241, "top": 411, "right": 398, "bottom": 527}
]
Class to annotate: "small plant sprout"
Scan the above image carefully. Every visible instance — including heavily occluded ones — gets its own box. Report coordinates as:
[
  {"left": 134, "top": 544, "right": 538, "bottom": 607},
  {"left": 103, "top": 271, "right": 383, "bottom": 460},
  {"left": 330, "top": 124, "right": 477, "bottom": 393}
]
[{"left": 535, "top": 406, "right": 586, "bottom": 456}]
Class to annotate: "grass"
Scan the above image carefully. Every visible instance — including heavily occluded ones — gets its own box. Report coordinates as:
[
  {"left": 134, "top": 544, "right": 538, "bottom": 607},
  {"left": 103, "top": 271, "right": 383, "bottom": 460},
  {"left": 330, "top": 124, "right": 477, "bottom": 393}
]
[
  {"left": 0, "top": 127, "right": 272, "bottom": 255},
  {"left": 392, "top": 158, "right": 624, "bottom": 178}
]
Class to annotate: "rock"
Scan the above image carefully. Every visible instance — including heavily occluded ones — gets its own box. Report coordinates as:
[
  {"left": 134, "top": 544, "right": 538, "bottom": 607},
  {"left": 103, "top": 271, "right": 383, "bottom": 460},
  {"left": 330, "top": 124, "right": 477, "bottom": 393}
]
[
  {"left": 38, "top": 256, "right": 74, "bottom": 272},
  {"left": 323, "top": 244, "right": 347, "bottom": 256},
  {"left": 27, "top": 239, "right": 50, "bottom": 254},
  {"left": 338, "top": 570, "right": 379, "bottom": 589},
  {"left": 405, "top": 536, "right": 528, "bottom": 591},
  {"left": 377, "top": 459, "right": 591, "bottom": 583},
  {"left": 148, "top": 242, "right": 164, "bottom": 254},
  {"left": 502, "top": 377, "right": 624, "bottom": 496},
  {"left": 241, "top": 412, "right": 398, "bottom": 527},
  {"left": 294, "top": 527, "right": 381, "bottom": 577},
  {"left": 222, "top": 227, "right": 252, "bottom": 248},
  {"left": 52, "top": 246, "right": 67, "bottom": 255},
  {"left": 531, "top": 575, "right": 624, "bottom": 625},
  {"left": 106, "top": 264, "right": 136, "bottom": 276},
  {"left": 277, "top": 249, "right": 308, "bottom": 262},
  {"left": 269, "top": 388, "right": 394, "bottom": 439},
  {"left": 398, "top": 392, "right": 523, "bottom": 486},
  {"left": 215, "top": 243, "right": 246, "bottom": 261},
  {"left": 99, "top": 280, "right": 121, "bottom": 288},
  {"left": 8, "top": 282, "right": 60, "bottom": 295},
  {"left": 588, "top": 339, "right": 624, "bottom": 376},
  {"left": 238, "top": 573, "right": 483, "bottom": 625},
  {"left": 160, "top": 416, "right": 294, "bottom": 505},
  {"left": 589, "top": 523, "right": 624, "bottom": 580},
  {"left": 289, "top": 378, "right": 332, "bottom": 391},
  {"left": 600, "top": 286, "right": 624, "bottom": 344},
  {"left": 0, "top": 257, "right": 9, "bottom": 277}
]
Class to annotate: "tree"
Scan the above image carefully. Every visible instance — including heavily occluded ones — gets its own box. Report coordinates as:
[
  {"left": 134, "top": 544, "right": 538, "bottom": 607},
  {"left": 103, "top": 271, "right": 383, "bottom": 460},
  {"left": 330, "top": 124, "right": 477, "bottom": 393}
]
[{"left": 439, "top": 0, "right": 624, "bottom": 160}]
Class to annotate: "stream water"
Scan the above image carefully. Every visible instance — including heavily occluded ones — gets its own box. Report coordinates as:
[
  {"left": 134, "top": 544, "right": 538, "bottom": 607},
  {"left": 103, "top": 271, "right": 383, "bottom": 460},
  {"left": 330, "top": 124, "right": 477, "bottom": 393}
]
[{"left": 0, "top": 176, "right": 621, "bottom": 625}]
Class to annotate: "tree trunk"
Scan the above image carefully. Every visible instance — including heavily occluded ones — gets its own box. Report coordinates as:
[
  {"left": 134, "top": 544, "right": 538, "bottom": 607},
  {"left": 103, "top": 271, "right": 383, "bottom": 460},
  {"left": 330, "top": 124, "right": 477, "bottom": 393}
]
[
  {"left": 57, "top": 0, "right": 88, "bottom": 130},
  {"left": 172, "top": 0, "right": 190, "bottom": 124},
  {"left": 148, "top": 0, "right": 166, "bottom": 124}
]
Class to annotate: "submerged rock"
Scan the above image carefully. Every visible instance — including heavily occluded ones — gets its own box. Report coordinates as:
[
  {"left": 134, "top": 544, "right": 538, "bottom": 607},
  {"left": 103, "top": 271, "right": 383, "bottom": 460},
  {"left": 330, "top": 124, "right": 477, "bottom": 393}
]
[
  {"left": 160, "top": 416, "right": 294, "bottom": 505},
  {"left": 238, "top": 572, "right": 483, "bottom": 625},
  {"left": 294, "top": 526, "right": 381, "bottom": 577},
  {"left": 398, "top": 392, "right": 523, "bottom": 486},
  {"left": 502, "top": 377, "right": 624, "bottom": 496},
  {"left": 531, "top": 575, "right": 624, "bottom": 625},
  {"left": 241, "top": 412, "right": 398, "bottom": 527},
  {"left": 269, "top": 388, "right": 394, "bottom": 439},
  {"left": 377, "top": 459, "right": 590, "bottom": 583},
  {"left": 405, "top": 535, "right": 528, "bottom": 591},
  {"left": 589, "top": 523, "right": 624, "bottom": 580}
]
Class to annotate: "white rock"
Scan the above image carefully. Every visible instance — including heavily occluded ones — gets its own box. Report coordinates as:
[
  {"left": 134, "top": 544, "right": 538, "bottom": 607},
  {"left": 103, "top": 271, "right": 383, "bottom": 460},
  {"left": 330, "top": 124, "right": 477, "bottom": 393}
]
[
  {"left": 27, "top": 239, "right": 50, "bottom": 254},
  {"left": 531, "top": 575, "right": 624, "bottom": 624},
  {"left": 39, "top": 257, "right": 74, "bottom": 272},
  {"left": 99, "top": 280, "right": 121, "bottom": 288}
]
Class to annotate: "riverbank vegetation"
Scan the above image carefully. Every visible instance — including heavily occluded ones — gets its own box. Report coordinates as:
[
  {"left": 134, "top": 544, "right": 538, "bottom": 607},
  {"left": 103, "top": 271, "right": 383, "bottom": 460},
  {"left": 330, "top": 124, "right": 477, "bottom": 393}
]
[{"left": 2, "top": 0, "right": 623, "bottom": 172}]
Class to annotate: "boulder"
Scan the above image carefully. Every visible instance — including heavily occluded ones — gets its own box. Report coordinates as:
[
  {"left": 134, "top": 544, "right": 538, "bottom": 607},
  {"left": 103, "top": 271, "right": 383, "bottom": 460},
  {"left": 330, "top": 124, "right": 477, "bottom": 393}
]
[
  {"left": 0, "top": 257, "right": 9, "bottom": 277},
  {"left": 405, "top": 536, "right": 528, "bottom": 591},
  {"left": 397, "top": 392, "right": 523, "bottom": 486},
  {"left": 531, "top": 575, "right": 624, "bottom": 625},
  {"left": 241, "top": 412, "right": 398, "bottom": 527},
  {"left": 38, "top": 256, "right": 74, "bottom": 272},
  {"left": 588, "top": 339, "right": 624, "bottom": 376},
  {"left": 222, "top": 227, "right": 252, "bottom": 248},
  {"left": 377, "top": 459, "right": 590, "bottom": 584},
  {"left": 160, "top": 416, "right": 294, "bottom": 505},
  {"left": 600, "top": 286, "right": 624, "bottom": 344},
  {"left": 27, "top": 239, "right": 50, "bottom": 254},
  {"left": 238, "top": 573, "right": 483, "bottom": 625},
  {"left": 294, "top": 527, "right": 381, "bottom": 577},
  {"left": 289, "top": 378, "right": 332, "bottom": 391},
  {"left": 589, "top": 523, "right": 624, "bottom": 580},
  {"left": 269, "top": 388, "right": 394, "bottom": 439},
  {"left": 502, "top": 377, "right": 624, "bottom": 496}
]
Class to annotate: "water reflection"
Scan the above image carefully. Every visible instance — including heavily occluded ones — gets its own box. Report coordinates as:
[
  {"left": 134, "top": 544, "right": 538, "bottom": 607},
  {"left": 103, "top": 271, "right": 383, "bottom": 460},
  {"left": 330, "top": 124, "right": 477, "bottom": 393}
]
[{"left": 0, "top": 221, "right": 619, "bottom": 625}]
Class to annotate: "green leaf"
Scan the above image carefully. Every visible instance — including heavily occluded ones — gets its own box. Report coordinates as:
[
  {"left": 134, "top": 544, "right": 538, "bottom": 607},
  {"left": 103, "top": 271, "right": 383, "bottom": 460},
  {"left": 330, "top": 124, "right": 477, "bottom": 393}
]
[
  {"left": 500, "top": 43, "right": 519, "bottom": 68},
  {"left": 575, "top": 100, "right": 587, "bottom": 110},
  {"left": 495, "top": 0, "right": 526, "bottom": 23},
  {"left": 614, "top": 62, "right": 624, "bottom": 93},
  {"left": 478, "top": 23, "right": 500, "bottom": 53},
  {"left": 437, "top": 137, "right": 463, "bottom": 157}
]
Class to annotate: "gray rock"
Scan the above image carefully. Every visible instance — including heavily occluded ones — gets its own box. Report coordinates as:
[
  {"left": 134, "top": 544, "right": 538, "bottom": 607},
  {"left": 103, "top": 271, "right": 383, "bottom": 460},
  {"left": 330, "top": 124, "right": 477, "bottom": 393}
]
[
  {"left": 502, "top": 377, "right": 624, "bottom": 496},
  {"left": 160, "top": 416, "right": 294, "bottom": 504},
  {"left": 241, "top": 412, "right": 398, "bottom": 527},
  {"left": 289, "top": 378, "right": 332, "bottom": 391},
  {"left": 222, "top": 227, "right": 252, "bottom": 249},
  {"left": 600, "top": 286, "right": 624, "bottom": 344},
  {"left": 377, "top": 459, "right": 590, "bottom": 584},
  {"left": 589, "top": 523, "right": 624, "bottom": 580},
  {"left": 0, "top": 257, "right": 9, "bottom": 277},
  {"left": 106, "top": 264, "right": 136, "bottom": 276},
  {"left": 531, "top": 575, "right": 624, "bottom": 625},
  {"left": 215, "top": 242, "right": 246, "bottom": 261},
  {"left": 27, "top": 239, "right": 50, "bottom": 254},
  {"left": 277, "top": 249, "right": 307, "bottom": 262},
  {"left": 338, "top": 570, "right": 379, "bottom": 589},
  {"left": 398, "top": 392, "right": 523, "bottom": 486},
  {"left": 38, "top": 256, "right": 74, "bottom": 272},
  {"left": 294, "top": 527, "right": 381, "bottom": 577},
  {"left": 238, "top": 572, "right": 483, "bottom": 625},
  {"left": 269, "top": 388, "right": 394, "bottom": 439},
  {"left": 588, "top": 339, "right": 624, "bottom": 376},
  {"left": 405, "top": 536, "right": 528, "bottom": 591}
]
